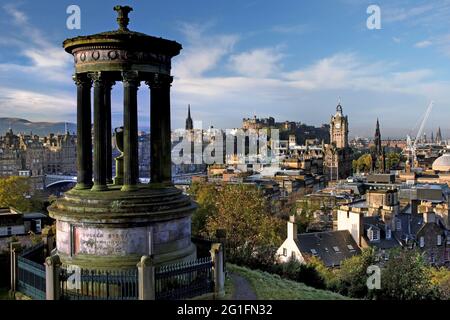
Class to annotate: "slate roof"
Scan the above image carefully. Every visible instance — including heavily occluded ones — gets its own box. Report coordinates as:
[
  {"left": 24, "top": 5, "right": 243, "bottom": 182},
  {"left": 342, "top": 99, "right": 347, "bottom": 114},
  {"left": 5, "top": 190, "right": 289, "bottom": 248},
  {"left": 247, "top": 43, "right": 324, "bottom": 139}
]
[
  {"left": 362, "top": 216, "right": 401, "bottom": 250},
  {"left": 296, "top": 230, "right": 361, "bottom": 267}
]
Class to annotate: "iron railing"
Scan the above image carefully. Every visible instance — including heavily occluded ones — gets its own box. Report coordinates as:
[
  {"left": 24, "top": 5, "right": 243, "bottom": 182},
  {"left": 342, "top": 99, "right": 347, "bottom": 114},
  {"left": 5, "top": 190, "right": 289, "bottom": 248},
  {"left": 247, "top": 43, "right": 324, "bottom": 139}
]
[
  {"left": 155, "top": 257, "right": 214, "bottom": 300},
  {"left": 17, "top": 244, "right": 46, "bottom": 300},
  {"left": 59, "top": 267, "right": 138, "bottom": 300}
]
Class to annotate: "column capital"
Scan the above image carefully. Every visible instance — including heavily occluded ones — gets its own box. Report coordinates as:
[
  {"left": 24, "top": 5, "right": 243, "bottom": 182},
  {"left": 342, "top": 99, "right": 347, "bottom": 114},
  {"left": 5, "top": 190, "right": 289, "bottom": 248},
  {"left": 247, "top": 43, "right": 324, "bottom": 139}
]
[
  {"left": 122, "top": 70, "right": 140, "bottom": 87},
  {"left": 145, "top": 73, "right": 173, "bottom": 88},
  {"left": 88, "top": 72, "right": 116, "bottom": 88},
  {"left": 72, "top": 73, "right": 92, "bottom": 87}
]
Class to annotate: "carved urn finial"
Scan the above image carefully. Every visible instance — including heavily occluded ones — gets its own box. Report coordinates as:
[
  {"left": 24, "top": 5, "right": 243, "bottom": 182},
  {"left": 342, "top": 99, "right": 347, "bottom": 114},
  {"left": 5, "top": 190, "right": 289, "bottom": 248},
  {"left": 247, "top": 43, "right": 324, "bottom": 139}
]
[{"left": 114, "top": 5, "right": 133, "bottom": 31}]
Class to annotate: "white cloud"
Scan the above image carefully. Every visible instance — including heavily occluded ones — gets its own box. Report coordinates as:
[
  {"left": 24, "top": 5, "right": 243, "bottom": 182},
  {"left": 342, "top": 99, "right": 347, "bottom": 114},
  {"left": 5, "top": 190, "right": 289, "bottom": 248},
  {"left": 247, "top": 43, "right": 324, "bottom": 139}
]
[
  {"left": 0, "top": 87, "right": 74, "bottom": 120},
  {"left": 0, "top": 4, "right": 74, "bottom": 120},
  {"left": 415, "top": 40, "right": 433, "bottom": 48},
  {"left": 0, "top": 4, "right": 72, "bottom": 84},
  {"left": 229, "top": 48, "right": 284, "bottom": 78},
  {"left": 173, "top": 23, "right": 238, "bottom": 78}
]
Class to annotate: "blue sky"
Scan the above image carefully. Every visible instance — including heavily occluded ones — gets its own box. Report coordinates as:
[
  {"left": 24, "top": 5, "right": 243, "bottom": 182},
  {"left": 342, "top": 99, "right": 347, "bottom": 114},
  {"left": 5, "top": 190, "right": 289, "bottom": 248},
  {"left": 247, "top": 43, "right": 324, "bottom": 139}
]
[{"left": 1, "top": 0, "right": 450, "bottom": 138}]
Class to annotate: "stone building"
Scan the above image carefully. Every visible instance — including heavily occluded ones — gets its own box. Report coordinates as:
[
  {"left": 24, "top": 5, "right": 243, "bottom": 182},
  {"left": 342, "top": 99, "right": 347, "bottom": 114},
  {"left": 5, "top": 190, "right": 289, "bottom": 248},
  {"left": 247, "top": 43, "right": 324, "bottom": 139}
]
[{"left": 43, "top": 132, "right": 77, "bottom": 175}]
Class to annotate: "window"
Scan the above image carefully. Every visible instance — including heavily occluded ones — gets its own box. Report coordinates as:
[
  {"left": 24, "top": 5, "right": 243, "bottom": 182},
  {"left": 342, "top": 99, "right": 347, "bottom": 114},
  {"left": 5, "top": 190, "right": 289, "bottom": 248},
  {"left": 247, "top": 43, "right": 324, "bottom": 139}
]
[
  {"left": 368, "top": 228, "right": 380, "bottom": 242},
  {"left": 419, "top": 236, "right": 425, "bottom": 248},
  {"left": 437, "top": 235, "right": 442, "bottom": 246},
  {"left": 396, "top": 219, "right": 401, "bottom": 231},
  {"left": 386, "top": 228, "right": 392, "bottom": 239},
  {"left": 333, "top": 246, "right": 340, "bottom": 253},
  {"left": 310, "top": 249, "right": 318, "bottom": 256},
  {"left": 347, "top": 244, "right": 355, "bottom": 251},
  {"left": 283, "top": 248, "right": 287, "bottom": 257},
  {"left": 7, "top": 226, "right": 12, "bottom": 236}
]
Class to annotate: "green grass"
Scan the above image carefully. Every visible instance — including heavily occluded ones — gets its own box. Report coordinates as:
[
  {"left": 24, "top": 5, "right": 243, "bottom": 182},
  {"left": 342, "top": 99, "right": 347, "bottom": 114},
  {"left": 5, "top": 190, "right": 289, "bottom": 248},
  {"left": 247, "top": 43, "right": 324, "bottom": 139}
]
[
  {"left": 0, "top": 288, "right": 12, "bottom": 300},
  {"left": 228, "top": 264, "right": 349, "bottom": 300},
  {"left": 223, "top": 272, "right": 234, "bottom": 300}
]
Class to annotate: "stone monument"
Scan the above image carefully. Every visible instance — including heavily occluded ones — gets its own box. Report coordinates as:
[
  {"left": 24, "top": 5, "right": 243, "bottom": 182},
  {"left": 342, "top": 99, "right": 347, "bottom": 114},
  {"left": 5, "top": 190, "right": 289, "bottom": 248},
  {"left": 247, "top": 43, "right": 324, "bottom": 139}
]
[{"left": 48, "top": 5, "right": 197, "bottom": 269}]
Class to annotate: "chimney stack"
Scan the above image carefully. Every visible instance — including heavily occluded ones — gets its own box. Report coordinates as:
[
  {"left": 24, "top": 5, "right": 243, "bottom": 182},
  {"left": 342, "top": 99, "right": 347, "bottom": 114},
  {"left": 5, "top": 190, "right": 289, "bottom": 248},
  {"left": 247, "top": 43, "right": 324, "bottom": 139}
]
[{"left": 288, "top": 215, "right": 297, "bottom": 240}]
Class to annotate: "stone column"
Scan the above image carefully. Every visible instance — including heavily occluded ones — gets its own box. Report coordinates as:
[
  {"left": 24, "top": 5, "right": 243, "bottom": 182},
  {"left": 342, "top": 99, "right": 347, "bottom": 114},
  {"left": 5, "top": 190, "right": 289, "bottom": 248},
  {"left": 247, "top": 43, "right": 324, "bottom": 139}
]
[
  {"left": 89, "top": 72, "right": 108, "bottom": 191},
  {"left": 147, "top": 74, "right": 173, "bottom": 185},
  {"left": 45, "top": 255, "right": 61, "bottom": 300},
  {"left": 73, "top": 74, "right": 93, "bottom": 190},
  {"left": 104, "top": 80, "right": 115, "bottom": 184},
  {"left": 137, "top": 255, "right": 155, "bottom": 300},
  {"left": 210, "top": 243, "right": 225, "bottom": 298},
  {"left": 121, "top": 71, "right": 140, "bottom": 191}
]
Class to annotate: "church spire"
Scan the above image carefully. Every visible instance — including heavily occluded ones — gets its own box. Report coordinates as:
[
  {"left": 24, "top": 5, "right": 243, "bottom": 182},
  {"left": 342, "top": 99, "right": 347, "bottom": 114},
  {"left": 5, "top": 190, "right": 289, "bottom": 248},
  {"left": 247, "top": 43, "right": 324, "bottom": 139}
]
[
  {"left": 185, "top": 104, "right": 193, "bottom": 130},
  {"left": 436, "top": 127, "right": 443, "bottom": 144}
]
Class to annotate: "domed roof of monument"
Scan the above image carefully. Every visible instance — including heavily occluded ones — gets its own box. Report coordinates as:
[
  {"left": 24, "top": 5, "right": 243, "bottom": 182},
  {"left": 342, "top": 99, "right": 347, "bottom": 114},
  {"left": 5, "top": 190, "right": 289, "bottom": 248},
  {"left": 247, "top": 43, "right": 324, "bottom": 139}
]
[
  {"left": 63, "top": 5, "right": 182, "bottom": 57},
  {"left": 432, "top": 153, "right": 450, "bottom": 172}
]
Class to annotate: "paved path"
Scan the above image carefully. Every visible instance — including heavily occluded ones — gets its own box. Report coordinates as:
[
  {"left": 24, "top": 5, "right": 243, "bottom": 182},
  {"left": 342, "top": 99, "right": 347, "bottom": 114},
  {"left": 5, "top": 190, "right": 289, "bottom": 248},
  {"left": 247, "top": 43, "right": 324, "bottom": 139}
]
[{"left": 229, "top": 272, "right": 257, "bottom": 300}]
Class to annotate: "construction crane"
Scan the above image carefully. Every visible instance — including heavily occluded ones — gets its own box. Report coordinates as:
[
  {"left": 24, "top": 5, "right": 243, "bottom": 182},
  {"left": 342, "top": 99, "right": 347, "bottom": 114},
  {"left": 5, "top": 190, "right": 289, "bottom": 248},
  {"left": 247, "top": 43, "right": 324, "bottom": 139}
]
[{"left": 406, "top": 101, "right": 434, "bottom": 169}]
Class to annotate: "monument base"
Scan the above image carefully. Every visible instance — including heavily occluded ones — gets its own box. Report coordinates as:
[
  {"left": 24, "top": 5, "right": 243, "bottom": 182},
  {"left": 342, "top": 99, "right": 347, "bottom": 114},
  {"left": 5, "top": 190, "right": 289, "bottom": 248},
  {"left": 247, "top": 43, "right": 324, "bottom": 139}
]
[{"left": 48, "top": 185, "right": 197, "bottom": 269}]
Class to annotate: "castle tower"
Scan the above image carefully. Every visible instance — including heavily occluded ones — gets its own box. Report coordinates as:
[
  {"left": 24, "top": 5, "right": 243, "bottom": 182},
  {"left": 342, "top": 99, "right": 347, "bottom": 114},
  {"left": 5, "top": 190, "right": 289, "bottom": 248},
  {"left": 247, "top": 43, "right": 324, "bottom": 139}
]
[
  {"left": 185, "top": 104, "right": 193, "bottom": 130},
  {"left": 48, "top": 6, "right": 196, "bottom": 270}
]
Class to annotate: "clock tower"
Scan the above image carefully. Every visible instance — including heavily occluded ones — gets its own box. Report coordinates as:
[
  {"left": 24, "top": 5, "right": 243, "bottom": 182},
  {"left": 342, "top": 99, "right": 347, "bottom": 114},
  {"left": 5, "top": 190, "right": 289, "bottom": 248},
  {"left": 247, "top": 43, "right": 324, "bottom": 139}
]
[{"left": 330, "top": 103, "right": 348, "bottom": 148}]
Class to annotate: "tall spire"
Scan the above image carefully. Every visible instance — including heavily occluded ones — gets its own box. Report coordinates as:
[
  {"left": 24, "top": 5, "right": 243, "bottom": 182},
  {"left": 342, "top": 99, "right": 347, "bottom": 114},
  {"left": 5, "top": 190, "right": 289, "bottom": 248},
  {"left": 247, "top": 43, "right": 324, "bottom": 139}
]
[
  {"left": 185, "top": 104, "right": 193, "bottom": 130},
  {"left": 436, "top": 127, "right": 443, "bottom": 144},
  {"left": 374, "top": 118, "right": 382, "bottom": 155}
]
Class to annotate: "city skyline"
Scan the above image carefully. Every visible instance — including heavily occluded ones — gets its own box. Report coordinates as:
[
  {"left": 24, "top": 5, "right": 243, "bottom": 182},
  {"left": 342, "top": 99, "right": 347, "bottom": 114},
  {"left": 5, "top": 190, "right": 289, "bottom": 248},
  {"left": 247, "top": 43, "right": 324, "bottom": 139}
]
[{"left": 1, "top": 1, "right": 450, "bottom": 138}]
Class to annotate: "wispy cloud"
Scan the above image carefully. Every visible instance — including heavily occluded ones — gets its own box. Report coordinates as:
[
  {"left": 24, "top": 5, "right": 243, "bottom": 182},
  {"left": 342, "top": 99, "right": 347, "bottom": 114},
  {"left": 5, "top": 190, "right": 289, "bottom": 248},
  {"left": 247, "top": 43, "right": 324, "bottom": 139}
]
[
  {"left": 0, "top": 4, "right": 74, "bottom": 121},
  {"left": 173, "top": 22, "right": 238, "bottom": 78},
  {"left": 415, "top": 40, "right": 433, "bottom": 48},
  {"left": 229, "top": 47, "right": 284, "bottom": 78}
]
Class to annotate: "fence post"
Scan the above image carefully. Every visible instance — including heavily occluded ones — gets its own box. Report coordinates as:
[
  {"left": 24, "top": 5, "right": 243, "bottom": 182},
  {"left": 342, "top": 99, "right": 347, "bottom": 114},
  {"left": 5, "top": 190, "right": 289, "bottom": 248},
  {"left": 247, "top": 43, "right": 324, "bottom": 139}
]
[
  {"left": 210, "top": 243, "right": 225, "bottom": 299},
  {"left": 137, "top": 255, "right": 155, "bottom": 300},
  {"left": 9, "top": 242, "right": 21, "bottom": 295},
  {"left": 45, "top": 255, "right": 61, "bottom": 300}
]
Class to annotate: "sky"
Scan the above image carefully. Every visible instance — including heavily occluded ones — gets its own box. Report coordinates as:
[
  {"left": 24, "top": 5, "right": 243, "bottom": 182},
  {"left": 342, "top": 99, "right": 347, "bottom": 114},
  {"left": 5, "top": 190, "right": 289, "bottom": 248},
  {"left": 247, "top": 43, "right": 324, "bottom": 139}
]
[{"left": 0, "top": 0, "right": 450, "bottom": 139}]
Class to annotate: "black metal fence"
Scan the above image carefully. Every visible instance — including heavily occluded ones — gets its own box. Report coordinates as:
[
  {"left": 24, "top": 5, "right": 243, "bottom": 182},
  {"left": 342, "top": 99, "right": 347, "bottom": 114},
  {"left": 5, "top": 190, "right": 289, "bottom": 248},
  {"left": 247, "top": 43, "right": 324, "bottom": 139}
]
[
  {"left": 17, "top": 243, "right": 46, "bottom": 300},
  {"left": 155, "top": 257, "right": 214, "bottom": 300},
  {"left": 59, "top": 267, "right": 138, "bottom": 300}
]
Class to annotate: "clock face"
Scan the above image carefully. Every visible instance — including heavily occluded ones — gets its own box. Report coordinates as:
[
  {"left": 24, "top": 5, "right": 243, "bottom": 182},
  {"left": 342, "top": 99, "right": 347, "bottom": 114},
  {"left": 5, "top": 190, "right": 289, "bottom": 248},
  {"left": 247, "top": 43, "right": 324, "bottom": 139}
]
[{"left": 335, "top": 122, "right": 341, "bottom": 129}]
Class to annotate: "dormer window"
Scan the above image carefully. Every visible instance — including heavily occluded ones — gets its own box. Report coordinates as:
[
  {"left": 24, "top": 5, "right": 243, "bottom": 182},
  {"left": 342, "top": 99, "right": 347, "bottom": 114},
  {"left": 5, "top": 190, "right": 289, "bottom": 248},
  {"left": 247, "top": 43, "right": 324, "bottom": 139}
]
[
  {"left": 310, "top": 249, "right": 318, "bottom": 256},
  {"left": 437, "top": 235, "right": 442, "bottom": 246},
  {"left": 333, "top": 246, "right": 340, "bottom": 253},
  {"left": 419, "top": 236, "right": 425, "bottom": 248},
  {"left": 396, "top": 218, "right": 401, "bottom": 231},
  {"left": 386, "top": 227, "right": 392, "bottom": 239},
  {"left": 368, "top": 227, "right": 380, "bottom": 242}
]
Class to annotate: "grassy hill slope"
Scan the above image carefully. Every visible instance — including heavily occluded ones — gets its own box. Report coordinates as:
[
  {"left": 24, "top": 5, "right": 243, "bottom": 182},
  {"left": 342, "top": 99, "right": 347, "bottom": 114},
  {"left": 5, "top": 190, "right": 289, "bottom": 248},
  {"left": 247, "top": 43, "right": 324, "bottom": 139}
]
[{"left": 228, "top": 264, "right": 348, "bottom": 300}]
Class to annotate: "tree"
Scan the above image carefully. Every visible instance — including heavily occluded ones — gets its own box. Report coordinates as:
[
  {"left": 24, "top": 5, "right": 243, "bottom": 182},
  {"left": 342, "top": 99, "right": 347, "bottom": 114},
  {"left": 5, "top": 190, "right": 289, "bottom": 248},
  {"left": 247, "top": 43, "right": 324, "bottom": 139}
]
[
  {"left": 188, "top": 182, "right": 218, "bottom": 235},
  {"left": 353, "top": 154, "right": 372, "bottom": 173},
  {"left": 378, "top": 249, "right": 435, "bottom": 300},
  {"left": 0, "top": 176, "right": 32, "bottom": 212},
  {"left": 430, "top": 267, "right": 450, "bottom": 300},
  {"left": 336, "top": 247, "right": 376, "bottom": 298},
  {"left": 385, "top": 152, "right": 401, "bottom": 170},
  {"left": 204, "top": 183, "right": 284, "bottom": 266},
  {"left": 294, "top": 200, "right": 319, "bottom": 233}
]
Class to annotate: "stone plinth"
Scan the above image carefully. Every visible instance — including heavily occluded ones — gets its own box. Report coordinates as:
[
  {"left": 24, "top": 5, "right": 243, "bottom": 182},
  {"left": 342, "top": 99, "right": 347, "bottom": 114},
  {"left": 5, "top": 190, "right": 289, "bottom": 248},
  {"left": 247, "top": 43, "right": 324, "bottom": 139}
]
[{"left": 48, "top": 185, "right": 197, "bottom": 269}]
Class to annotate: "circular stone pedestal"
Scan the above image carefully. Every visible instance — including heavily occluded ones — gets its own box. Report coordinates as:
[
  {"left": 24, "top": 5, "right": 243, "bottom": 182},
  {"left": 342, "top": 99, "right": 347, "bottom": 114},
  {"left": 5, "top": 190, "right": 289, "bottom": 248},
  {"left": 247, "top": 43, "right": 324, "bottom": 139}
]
[{"left": 48, "top": 185, "right": 197, "bottom": 269}]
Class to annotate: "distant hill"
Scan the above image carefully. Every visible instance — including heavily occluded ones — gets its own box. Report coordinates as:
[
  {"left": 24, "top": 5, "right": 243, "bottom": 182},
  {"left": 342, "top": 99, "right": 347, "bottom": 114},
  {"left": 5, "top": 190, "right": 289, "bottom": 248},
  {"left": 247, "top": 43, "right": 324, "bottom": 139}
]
[{"left": 0, "top": 118, "right": 76, "bottom": 136}]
